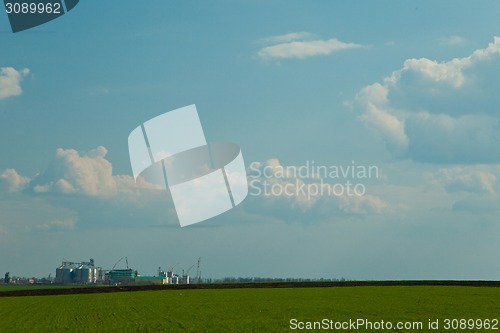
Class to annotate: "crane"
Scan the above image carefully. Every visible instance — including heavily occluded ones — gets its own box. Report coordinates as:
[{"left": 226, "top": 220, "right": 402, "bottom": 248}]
[
  {"left": 169, "top": 262, "right": 179, "bottom": 272},
  {"left": 112, "top": 257, "right": 123, "bottom": 271},
  {"left": 186, "top": 265, "right": 195, "bottom": 276},
  {"left": 183, "top": 265, "right": 195, "bottom": 277}
]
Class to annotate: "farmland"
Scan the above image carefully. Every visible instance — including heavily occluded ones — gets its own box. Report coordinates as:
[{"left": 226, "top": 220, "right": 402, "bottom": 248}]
[{"left": 1, "top": 284, "right": 500, "bottom": 332}]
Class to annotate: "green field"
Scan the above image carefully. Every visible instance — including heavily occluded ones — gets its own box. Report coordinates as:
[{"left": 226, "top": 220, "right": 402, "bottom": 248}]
[{"left": 1, "top": 286, "right": 500, "bottom": 332}]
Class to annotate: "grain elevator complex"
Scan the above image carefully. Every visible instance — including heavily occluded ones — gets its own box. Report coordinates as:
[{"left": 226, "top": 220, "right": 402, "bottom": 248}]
[
  {"left": 55, "top": 259, "right": 105, "bottom": 284},
  {"left": 53, "top": 258, "right": 200, "bottom": 286}
]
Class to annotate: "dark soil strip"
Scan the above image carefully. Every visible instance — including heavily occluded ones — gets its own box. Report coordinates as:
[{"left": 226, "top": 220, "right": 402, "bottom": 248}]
[{"left": 1, "top": 281, "right": 500, "bottom": 297}]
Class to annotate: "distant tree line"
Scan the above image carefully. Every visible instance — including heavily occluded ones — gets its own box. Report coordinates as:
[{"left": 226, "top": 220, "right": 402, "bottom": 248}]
[{"left": 202, "top": 277, "right": 349, "bottom": 284}]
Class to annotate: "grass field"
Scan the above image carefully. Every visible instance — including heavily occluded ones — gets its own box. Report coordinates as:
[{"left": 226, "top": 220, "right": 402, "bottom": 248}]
[{"left": 1, "top": 286, "right": 500, "bottom": 332}]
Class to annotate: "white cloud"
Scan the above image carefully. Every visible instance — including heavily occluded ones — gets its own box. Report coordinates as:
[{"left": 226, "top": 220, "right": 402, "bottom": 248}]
[
  {"left": 259, "top": 32, "right": 315, "bottom": 44},
  {"left": 248, "top": 158, "right": 388, "bottom": 220},
  {"left": 0, "top": 168, "right": 30, "bottom": 192},
  {"left": 438, "top": 35, "right": 465, "bottom": 46},
  {"left": 0, "top": 146, "right": 178, "bottom": 232},
  {"left": 353, "top": 37, "right": 500, "bottom": 163},
  {"left": 30, "top": 146, "right": 117, "bottom": 196},
  {"left": 258, "top": 32, "right": 363, "bottom": 60},
  {"left": 356, "top": 83, "right": 408, "bottom": 156},
  {"left": 416, "top": 163, "right": 500, "bottom": 214},
  {"left": 0, "top": 67, "right": 30, "bottom": 99},
  {"left": 28, "top": 146, "right": 160, "bottom": 197},
  {"left": 336, "top": 193, "right": 388, "bottom": 215},
  {"left": 399, "top": 57, "right": 467, "bottom": 88},
  {"left": 432, "top": 166, "right": 498, "bottom": 194}
]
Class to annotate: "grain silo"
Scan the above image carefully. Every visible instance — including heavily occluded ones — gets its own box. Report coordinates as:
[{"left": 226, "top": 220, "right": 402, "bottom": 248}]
[
  {"left": 55, "top": 259, "right": 103, "bottom": 284},
  {"left": 55, "top": 262, "right": 77, "bottom": 284}
]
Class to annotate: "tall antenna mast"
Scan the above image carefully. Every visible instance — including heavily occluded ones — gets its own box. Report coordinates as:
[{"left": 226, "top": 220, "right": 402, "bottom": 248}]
[{"left": 196, "top": 257, "right": 201, "bottom": 283}]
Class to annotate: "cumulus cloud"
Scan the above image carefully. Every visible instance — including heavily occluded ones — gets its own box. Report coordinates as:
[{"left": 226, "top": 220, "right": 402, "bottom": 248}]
[
  {"left": 0, "top": 67, "right": 30, "bottom": 99},
  {"left": 29, "top": 146, "right": 160, "bottom": 197},
  {"left": 247, "top": 158, "right": 388, "bottom": 220},
  {"left": 0, "top": 168, "right": 30, "bottom": 192},
  {"left": 353, "top": 37, "right": 500, "bottom": 163},
  {"left": 356, "top": 83, "right": 408, "bottom": 156},
  {"left": 0, "top": 146, "right": 178, "bottom": 232},
  {"left": 30, "top": 146, "right": 116, "bottom": 196},
  {"left": 2, "top": 147, "right": 388, "bottom": 228},
  {"left": 258, "top": 32, "right": 363, "bottom": 60}
]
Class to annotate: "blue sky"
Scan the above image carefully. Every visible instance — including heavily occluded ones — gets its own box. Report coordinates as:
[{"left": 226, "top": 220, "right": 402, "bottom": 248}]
[{"left": 2, "top": 1, "right": 500, "bottom": 280}]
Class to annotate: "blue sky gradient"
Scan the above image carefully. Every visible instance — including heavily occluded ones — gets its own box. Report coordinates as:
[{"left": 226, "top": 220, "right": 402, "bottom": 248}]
[{"left": 2, "top": 1, "right": 500, "bottom": 279}]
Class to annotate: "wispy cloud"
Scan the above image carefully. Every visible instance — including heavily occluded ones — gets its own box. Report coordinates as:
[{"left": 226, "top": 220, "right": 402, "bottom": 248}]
[
  {"left": 438, "top": 35, "right": 465, "bottom": 46},
  {"left": 34, "top": 218, "right": 77, "bottom": 231},
  {"left": 433, "top": 166, "right": 497, "bottom": 194},
  {"left": 259, "top": 32, "right": 315, "bottom": 44},
  {"left": 258, "top": 32, "right": 363, "bottom": 60}
]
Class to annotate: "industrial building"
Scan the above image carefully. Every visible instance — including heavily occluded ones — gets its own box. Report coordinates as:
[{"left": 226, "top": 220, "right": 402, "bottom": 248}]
[
  {"left": 156, "top": 258, "right": 200, "bottom": 285},
  {"left": 134, "top": 276, "right": 166, "bottom": 285},
  {"left": 54, "top": 257, "right": 200, "bottom": 285},
  {"left": 55, "top": 259, "right": 104, "bottom": 284},
  {"left": 106, "top": 269, "right": 136, "bottom": 285},
  {"left": 158, "top": 268, "right": 192, "bottom": 284}
]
